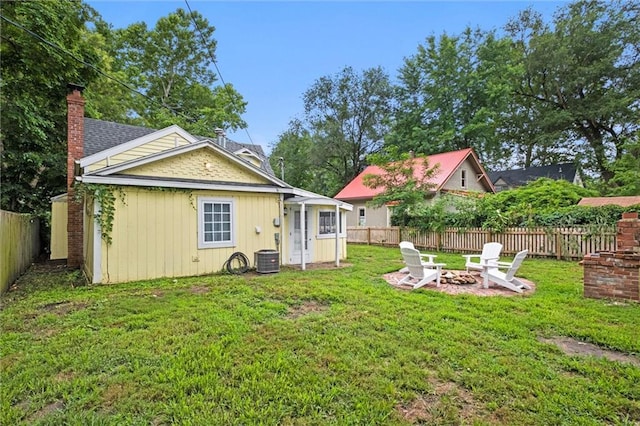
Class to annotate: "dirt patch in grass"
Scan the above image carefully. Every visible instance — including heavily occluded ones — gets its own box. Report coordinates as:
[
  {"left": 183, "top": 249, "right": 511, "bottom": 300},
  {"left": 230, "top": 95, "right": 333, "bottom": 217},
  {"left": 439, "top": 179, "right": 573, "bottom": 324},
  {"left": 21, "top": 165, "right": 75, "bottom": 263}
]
[
  {"left": 285, "top": 301, "right": 329, "bottom": 319},
  {"left": 40, "top": 300, "right": 88, "bottom": 315},
  {"left": 54, "top": 371, "right": 76, "bottom": 382},
  {"left": 540, "top": 337, "right": 640, "bottom": 367},
  {"left": 383, "top": 270, "right": 535, "bottom": 297},
  {"left": 397, "top": 377, "right": 491, "bottom": 424},
  {"left": 26, "top": 401, "right": 64, "bottom": 423},
  {"left": 189, "top": 285, "right": 210, "bottom": 295}
]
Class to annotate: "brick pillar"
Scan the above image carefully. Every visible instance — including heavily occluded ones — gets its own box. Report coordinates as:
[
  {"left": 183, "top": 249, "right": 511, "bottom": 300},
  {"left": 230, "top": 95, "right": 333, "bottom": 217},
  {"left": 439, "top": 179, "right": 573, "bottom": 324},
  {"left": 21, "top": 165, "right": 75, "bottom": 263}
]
[
  {"left": 67, "top": 84, "right": 85, "bottom": 268},
  {"left": 617, "top": 212, "right": 640, "bottom": 253},
  {"left": 583, "top": 212, "right": 640, "bottom": 302}
]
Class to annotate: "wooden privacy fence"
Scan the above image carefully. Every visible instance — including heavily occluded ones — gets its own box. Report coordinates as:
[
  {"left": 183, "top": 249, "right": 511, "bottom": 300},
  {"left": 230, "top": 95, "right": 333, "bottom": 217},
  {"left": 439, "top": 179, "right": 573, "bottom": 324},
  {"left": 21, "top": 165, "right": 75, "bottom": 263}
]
[
  {"left": 1, "top": 210, "right": 40, "bottom": 293},
  {"left": 347, "top": 226, "right": 617, "bottom": 260}
]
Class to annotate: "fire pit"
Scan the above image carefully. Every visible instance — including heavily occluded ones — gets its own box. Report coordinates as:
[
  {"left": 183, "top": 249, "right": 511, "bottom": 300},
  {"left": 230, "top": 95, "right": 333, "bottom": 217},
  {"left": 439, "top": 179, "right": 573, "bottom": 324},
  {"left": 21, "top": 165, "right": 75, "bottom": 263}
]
[{"left": 440, "top": 271, "right": 477, "bottom": 285}]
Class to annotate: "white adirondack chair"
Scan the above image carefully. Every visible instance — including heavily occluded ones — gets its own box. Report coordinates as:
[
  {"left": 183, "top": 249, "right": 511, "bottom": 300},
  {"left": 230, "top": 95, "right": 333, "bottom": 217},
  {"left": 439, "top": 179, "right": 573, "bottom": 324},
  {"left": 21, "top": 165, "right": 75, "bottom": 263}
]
[
  {"left": 462, "top": 242, "right": 503, "bottom": 272},
  {"left": 398, "top": 247, "right": 445, "bottom": 289},
  {"left": 482, "top": 249, "right": 531, "bottom": 293},
  {"left": 399, "top": 241, "right": 437, "bottom": 273}
]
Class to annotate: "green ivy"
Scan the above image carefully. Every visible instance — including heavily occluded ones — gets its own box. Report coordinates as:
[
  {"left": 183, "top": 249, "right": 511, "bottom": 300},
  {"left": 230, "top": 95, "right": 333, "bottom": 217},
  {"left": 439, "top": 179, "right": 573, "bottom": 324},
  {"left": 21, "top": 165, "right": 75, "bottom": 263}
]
[
  {"left": 74, "top": 184, "right": 196, "bottom": 245},
  {"left": 74, "top": 183, "right": 126, "bottom": 245}
]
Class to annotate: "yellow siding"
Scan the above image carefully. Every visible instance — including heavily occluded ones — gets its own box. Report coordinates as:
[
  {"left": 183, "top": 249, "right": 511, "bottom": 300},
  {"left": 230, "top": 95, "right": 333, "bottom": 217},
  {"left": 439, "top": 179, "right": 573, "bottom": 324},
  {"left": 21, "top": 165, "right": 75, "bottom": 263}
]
[
  {"left": 311, "top": 237, "right": 348, "bottom": 263},
  {"left": 50, "top": 199, "right": 68, "bottom": 260},
  {"left": 123, "top": 148, "right": 270, "bottom": 184},
  {"left": 85, "top": 133, "right": 192, "bottom": 172},
  {"left": 98, "top": 188, "right": 281, "bottom": 283}
]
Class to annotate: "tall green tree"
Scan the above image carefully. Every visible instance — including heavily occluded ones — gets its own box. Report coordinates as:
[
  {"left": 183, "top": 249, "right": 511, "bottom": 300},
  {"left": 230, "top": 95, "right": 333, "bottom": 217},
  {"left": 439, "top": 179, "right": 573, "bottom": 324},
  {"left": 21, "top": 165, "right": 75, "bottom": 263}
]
[
  {"left": 303, "top": 66, "right": 394, "bottom": 196},
  {"left": 268, "top": 119, "right": 314, "bottom": 189},
  {"left": 108, "top": 8, "right": 247, "bottom": 133},
  {"left": 1, "top": 0, "right": 101, "bottom": 219},
  {"left": 389, "top": 28, "right": 512, "bottom": 167},
  {"left": 506, "top": 0, "right": 640, "bottom": 182}
]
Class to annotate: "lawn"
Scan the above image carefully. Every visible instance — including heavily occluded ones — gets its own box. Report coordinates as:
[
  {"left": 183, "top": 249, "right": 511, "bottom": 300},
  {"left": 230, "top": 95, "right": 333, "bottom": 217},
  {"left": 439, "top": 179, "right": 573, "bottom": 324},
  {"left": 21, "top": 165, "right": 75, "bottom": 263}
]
[{"left": 1, "top": 244, "right": 639, "bottom": 425}]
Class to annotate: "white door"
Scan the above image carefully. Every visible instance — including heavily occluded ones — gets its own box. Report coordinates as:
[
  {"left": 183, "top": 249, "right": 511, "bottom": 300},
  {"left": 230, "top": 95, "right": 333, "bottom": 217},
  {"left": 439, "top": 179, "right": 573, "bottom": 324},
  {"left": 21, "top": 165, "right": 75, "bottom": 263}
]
[{"left": 289, "top": 207, "right": 312, "bottom": 264}]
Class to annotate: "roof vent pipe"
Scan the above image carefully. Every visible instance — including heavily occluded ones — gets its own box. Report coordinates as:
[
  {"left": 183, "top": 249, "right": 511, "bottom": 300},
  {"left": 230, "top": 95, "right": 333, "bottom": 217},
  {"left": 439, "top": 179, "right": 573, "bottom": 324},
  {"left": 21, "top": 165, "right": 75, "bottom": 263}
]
[{"left": 214, "top": 127, "right": 226, "bottom": 149}]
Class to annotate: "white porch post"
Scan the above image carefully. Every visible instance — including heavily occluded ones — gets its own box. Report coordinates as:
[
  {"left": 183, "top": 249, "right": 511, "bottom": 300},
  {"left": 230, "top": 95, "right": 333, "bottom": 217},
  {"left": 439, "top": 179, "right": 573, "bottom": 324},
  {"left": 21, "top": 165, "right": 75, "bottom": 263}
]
[
  {"left": 335, "top": 204, "right": 340, "bottom": 267},
  {"left": 300, "top": 202, "right": 306, "bottom": 271}
]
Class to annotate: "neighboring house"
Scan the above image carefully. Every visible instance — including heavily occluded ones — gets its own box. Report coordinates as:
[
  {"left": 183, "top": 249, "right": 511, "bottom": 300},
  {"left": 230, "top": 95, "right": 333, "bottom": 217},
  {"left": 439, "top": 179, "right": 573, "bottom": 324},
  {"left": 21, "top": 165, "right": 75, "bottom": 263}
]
[
  {"left": 334, "top": 148, "right": 494, "bottom": 227},
  {"left": 489, "top": 163, "right": 582, "bottom": 192},
  {"left": 578, "top": 196, "right": 640, "bottom": 208},
  {"left": 51, "top": 85, "right": 351, "bottom": 283}
]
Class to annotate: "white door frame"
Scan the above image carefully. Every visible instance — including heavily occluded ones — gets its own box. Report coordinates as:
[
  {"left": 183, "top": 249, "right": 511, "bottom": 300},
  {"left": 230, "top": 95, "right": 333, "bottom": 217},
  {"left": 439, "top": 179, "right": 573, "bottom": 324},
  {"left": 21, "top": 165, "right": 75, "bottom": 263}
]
[{"left": 289, "top": 204, "right": 313, "bottom": 268}]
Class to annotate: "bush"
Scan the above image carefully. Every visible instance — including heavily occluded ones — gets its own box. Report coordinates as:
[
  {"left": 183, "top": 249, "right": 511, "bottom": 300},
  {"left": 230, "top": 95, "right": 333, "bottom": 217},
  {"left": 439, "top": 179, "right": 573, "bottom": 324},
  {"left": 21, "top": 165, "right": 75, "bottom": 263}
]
[{"left": 391, "top": 179, "right": 639, "bottom": 231}]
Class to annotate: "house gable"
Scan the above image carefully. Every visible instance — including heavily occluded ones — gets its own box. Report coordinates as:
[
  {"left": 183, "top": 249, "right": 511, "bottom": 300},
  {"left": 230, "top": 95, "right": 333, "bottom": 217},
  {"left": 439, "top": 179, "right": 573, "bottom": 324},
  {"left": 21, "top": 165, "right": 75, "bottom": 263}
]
[
  {"left": 441, "top": 156, "right": 494, "bottom": 193},
  {"left": 335, "top": 148, "right": 494, "bottom": 201},
  {"left": 122, "top": 146, "right": 272, "bottom": 185},
  {"left": 81, "top": 126, "right": 197, "bottom": 172}
]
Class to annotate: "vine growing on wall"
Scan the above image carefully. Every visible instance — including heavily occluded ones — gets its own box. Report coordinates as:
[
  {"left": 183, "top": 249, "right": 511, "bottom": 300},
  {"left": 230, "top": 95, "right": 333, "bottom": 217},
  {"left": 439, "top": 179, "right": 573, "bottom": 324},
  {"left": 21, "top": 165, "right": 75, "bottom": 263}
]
[
  {"left": 74, "top": 183, "right": 126, "bottom": 245},
  {"left": 74, "top": 184, "right": 197, "bottom": 245}
]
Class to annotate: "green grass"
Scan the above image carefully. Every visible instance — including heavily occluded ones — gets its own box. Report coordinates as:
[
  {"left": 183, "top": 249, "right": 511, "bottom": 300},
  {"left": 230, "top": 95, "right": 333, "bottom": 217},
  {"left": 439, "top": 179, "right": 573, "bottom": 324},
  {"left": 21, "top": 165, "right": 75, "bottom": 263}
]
[{"left": 1, "top": 245, "right": 639, "bottom": 425}]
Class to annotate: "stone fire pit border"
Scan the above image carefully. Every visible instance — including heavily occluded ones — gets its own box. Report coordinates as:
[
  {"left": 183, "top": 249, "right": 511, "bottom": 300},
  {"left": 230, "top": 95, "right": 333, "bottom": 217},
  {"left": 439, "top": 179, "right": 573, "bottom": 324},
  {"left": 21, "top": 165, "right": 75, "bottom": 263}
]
[{"left": 383, "top": 270, "right": 536, "bottom": 297}]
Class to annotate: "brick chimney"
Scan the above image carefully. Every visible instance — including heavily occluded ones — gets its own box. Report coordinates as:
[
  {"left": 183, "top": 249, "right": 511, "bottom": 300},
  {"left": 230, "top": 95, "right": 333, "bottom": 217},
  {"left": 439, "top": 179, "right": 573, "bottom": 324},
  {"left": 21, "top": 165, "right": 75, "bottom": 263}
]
[{"left": 67, "top": 83, "right": 85, "bottom": 268}]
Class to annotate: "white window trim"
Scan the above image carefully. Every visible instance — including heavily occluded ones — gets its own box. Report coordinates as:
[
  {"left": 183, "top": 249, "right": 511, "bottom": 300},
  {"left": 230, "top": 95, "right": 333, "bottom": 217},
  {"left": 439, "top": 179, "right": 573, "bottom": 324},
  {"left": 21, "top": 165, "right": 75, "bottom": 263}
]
[
  {"left": 316, "top": 209, "right": 345, "bottom": 239},
  {"left": 197, "top": 197, "right": 236, "bottom": 249},
  {"left": 461, "top": 169, "right": 467, "bottom": 189}
]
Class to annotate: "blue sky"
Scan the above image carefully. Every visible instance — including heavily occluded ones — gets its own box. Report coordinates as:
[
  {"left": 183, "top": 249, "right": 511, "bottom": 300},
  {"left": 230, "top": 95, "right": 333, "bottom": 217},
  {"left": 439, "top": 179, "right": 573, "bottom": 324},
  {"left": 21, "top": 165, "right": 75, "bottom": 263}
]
[{"left": 87, "top": 1, "right": 566, "bottom": 154}]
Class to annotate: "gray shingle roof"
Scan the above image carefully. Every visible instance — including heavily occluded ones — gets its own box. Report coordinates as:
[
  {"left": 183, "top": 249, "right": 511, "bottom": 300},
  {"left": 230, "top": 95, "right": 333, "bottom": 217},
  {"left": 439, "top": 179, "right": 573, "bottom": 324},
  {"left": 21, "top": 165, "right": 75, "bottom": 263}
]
[
  {"left": 488, "top": 163, "right": 578, "bottom": 187},
  {"left": 83, "top": 118, "right": 274, "bottom": 175}
]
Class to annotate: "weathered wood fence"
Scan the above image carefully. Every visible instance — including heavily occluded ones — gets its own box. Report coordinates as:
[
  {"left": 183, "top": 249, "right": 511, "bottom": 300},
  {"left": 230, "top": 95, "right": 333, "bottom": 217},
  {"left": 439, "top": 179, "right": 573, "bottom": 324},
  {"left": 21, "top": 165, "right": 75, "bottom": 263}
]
[
  {"left": 347, "top": 226, "right": 617, "bottom": 260},
  {"left": 1, "top": 210, "right": 40, "bottom": 293}
]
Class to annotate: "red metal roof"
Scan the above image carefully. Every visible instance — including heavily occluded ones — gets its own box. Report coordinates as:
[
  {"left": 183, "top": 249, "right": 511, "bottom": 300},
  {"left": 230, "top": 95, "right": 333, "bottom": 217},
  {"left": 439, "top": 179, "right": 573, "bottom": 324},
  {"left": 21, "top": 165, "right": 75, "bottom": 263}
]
[{"left": 335, "top": 148, "right": 489, "bottom": 200}]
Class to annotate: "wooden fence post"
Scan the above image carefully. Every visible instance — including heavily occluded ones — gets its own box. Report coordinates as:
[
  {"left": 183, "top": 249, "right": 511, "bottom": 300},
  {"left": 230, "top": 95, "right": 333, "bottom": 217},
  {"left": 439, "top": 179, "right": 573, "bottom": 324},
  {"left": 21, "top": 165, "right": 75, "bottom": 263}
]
[
  {"left": 555, "top": 230, "right": 562, "bottom": 260},
  {"left": 367, "top": 227, "right": 371, "bottom": 245}
]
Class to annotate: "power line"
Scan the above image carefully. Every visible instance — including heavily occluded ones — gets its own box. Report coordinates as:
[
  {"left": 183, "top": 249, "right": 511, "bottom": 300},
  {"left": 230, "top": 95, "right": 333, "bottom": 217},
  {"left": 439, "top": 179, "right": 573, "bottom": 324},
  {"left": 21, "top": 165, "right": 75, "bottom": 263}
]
[
  {"left": 1, "top": 11, "right": 251, "bottom": 141},
  {"left": 0, "top": 13, "right": 201, "bottom": 124},
  {"left": 183, "top": 0, "right": 255, "bottom": 145}
]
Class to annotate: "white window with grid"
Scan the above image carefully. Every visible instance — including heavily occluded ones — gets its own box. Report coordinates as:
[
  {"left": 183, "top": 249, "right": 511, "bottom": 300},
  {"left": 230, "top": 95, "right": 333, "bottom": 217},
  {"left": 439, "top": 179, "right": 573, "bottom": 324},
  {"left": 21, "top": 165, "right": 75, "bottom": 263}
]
[
  {"left": 198, "top": 197, "right": 235, "bottom": 249},
  {"left": 317, "top": 210, "right": 344, "bottom": 238}
]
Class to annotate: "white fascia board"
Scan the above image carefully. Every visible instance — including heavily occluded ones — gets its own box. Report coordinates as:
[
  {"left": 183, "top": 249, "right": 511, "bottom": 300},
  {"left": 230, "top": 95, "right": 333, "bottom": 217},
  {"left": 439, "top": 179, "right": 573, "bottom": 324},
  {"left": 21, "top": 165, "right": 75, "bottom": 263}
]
[
  {"left": 80, "top": 175, "right": 290, "bottom": 194},
  {"left": 89, "top": 140, "right": 289, "bottom": 189},
  {"left": 79, "top": 125, "right": 198, "bottom": 168},
  {"left": 91, "top": 140, "right": 211, "bottom": 175},
  {"left": 287, "top": 189, "right": 354, "bottom": 211}
]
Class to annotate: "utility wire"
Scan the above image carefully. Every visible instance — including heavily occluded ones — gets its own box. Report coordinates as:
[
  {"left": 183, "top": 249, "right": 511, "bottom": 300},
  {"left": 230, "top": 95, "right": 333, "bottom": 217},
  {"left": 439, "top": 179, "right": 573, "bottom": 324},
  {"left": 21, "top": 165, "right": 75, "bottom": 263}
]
[
  {"left": 0, "top": 12, "right": 229, "bottom": 133},
  {"left": 184, "top": 0, "right": 255, "bottom": 145}
]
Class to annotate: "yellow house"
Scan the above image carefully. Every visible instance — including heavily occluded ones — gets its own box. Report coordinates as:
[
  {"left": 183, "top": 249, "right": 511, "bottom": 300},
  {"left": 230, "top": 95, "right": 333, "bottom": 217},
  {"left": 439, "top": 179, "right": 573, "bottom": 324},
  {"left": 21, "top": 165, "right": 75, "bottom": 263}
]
[{"left": 51, "top": 85, "right": 351, "bottom": 284}]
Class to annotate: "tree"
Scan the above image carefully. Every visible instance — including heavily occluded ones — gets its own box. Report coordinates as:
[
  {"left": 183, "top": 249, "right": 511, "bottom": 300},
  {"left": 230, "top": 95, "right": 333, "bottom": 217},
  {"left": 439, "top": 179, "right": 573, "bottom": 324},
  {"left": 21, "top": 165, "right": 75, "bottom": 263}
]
[
  {"left": 505, "top": 0, "right": 640, "bottom": 182},
  {"left": 1, "top": 0, "right": 101, "bottom": 222},
  {"left": 389, "top": 28, "right": 512, "bottom": 167},
  {"left": 302, "top": 66, "right": 394, "bottom": 196},
  {"left": 107, "top": 8, "right": 247, "bottom": 133},
  {"left": 268, "top": 119, "right": 315, "bottom": 189},
  {"left": 363, "top": 148, "right": 440, "bottom": 226}
]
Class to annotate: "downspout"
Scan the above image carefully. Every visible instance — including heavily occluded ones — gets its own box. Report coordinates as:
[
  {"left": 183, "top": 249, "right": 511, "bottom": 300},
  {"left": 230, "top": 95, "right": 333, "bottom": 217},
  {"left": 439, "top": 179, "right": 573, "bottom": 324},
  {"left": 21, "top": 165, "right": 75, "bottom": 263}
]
[
  {"left": 335, "top": 204, "right": 340, "bottom": 267},
  {"left": 301, "top": 202, "right": 306, "bottom": 271}
]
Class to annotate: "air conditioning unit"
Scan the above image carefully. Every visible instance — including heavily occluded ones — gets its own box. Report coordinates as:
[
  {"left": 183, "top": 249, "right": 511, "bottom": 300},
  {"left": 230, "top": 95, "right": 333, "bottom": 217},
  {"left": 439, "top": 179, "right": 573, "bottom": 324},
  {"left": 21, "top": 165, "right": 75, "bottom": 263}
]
[{"left": 255, "top": 249, "right": 280, "bottom": 273}]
